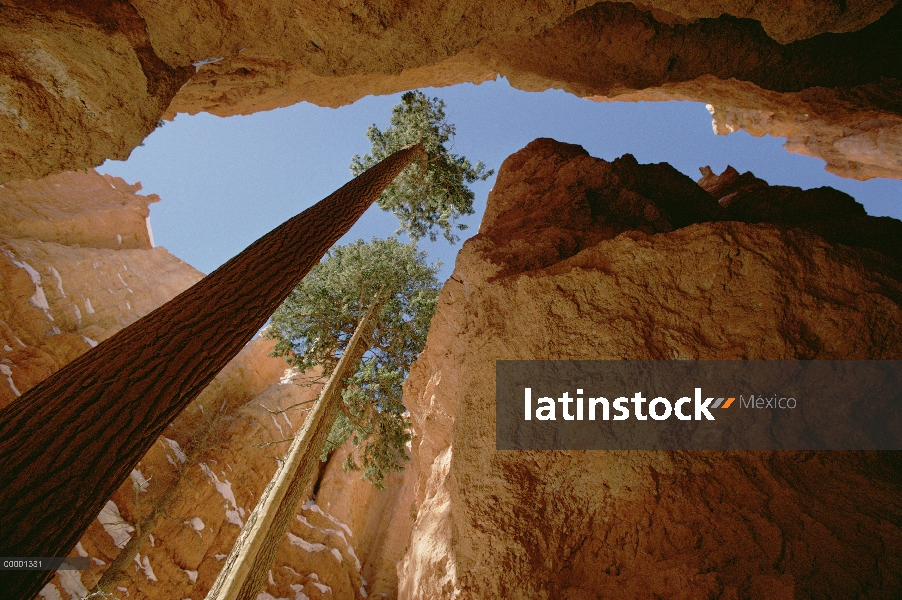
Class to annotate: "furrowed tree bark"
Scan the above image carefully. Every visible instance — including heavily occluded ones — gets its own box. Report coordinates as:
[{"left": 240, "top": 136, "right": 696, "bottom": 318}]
[
  {"left": 0, "top": 143, "right": 425, "bottom": 600},
  {"left": 205, "top": 294, "right": 380, "bottom": 600}
]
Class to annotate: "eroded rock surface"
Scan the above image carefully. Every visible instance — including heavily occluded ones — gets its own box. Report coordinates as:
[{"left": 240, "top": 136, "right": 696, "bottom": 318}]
[
  {"left": 0, "top": 169, "right": 157, "bottom": 250},
  {"left": 396, "top": 138, "right": 902, "bottom": 599},
  {"left": 0, "top": 169, "right": 199, "bottom": 409},
  {"left": 168, "top": 2, "right": 902, "bottom": 181},
  {"left": 3, "top": 1, "right": 901, "bottom": 182},
  {"left": 0, "top": 1, "right": 192, "bottom": 184}
]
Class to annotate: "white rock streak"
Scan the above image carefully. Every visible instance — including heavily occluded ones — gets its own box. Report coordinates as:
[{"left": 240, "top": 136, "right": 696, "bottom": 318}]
[
  {"left": 49, "top": 266, "right": 65, "bottom": 297},
  {"left": 97, "top": 500, "right": 133, "bottom": 548},
  {"left": 5, "top": 253, "right": 53, "bottom": 319},
  {"left": 301, "top": 500, "right": 353, "bottom": 538},
  {"left": 285, "top": 533, "right": 326, "bottom": 553},
  {"left": 145, "top": 216, "right": 155, "bottom": 247},
  {"left": 199, "top": 462, "right": 244, "bottom": 527},
  {"left": 310, "top": 580, "right": 332, "bottom": 594},
  {"left": 37, "top": 584, "right": 63, "bottom": 600},
  {"left": 163, "top": 437, "right": 187, "bottom": 463},
  {"left": 57, "top": 571, "right": 87, "bottom": 599},
  {"left": 134, "top": 554, "right": 158, "bottom": 581},
  {"left": 184, "top": 516, "right": 205, "bottom": 537},
  {"left": 0, "top": 363, "right": 21, "bottom": 397},
  {"left": 130, "top": 468, "right": 150, "bottom": 492},
  {"left": 288, "top": 584, "right": 310, "bottom": 600},
  {"left": 296, "top": 514, "right": 360, "bottom": 571}
]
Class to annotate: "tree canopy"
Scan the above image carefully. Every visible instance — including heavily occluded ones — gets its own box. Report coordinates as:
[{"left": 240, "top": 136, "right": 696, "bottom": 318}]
[
  {"left": 266, "top": 237, "right": 440, "bottom": 487},
  {"left": 350, "top": 90, "right": 494, "bottom": 244}
]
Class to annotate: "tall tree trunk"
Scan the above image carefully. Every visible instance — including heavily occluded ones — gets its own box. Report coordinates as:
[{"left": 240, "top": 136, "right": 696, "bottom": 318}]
[
  {"left": 206, "top": 294, "right": 380, "bottom": 600},
  {"left": 0, "top": 143, "right": 425, "bottom": 600}
]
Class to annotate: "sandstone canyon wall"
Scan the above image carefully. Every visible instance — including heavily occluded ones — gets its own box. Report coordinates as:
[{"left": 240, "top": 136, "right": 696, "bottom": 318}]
[
  {"left": 0, "top": 169, "right": 197, "bottom": 407},
  {"left": 2, "top": 1, "right": 901, "bottom": 183},
  {"left": 0, "top": 171, "right": 415, "bottom": 600},
  {"left": 8, "top": 140, "right": 901, "bottom": 600},
  {"left": 395, "top": 138, "right": 902, "bottom": 599},
  {"left": 3, "top": 2, "right": 902, "bottom": 599},
  {"left": 2, "top": 127, "right": 901, "bottom": 600}
]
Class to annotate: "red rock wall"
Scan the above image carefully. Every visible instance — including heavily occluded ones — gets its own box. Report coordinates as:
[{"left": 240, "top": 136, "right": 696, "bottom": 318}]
[
  {"left": 395, "top": 138, "right": 902, "bottom": 599},
  {"left": 4, "top": 2, "right": 902, "bottom": 597},
  {"left": 15, "top": 141, "right": 902, "bottom": 600}
]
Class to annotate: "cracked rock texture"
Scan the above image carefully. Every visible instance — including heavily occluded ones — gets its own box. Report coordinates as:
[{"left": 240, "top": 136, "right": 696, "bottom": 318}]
[
  {"left": 3, "top": 1, "right": 901, "bottom": 183},
  {"left": 395, "top": 138, "right": 902, "bottom": 599},
  {"left": 0, "top": 170, "right": 415, "bottom": 600}
]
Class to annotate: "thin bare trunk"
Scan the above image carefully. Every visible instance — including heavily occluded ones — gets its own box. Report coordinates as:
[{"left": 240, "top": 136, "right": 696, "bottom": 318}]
[
  {"left": 0, "top": 143, "right": 424, "bottom": 600},
  {"left": 86, "top": 500, "right": 167, "bottom": 596},
  {"left": 206, "top": 294, "right": 380, "bottom": 600},
  {"left": 89, "top": 398, "right": 239, "bottom": 596}
]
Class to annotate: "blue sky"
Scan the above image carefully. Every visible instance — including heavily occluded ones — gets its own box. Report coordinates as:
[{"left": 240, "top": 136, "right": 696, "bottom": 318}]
[{"left": 98, "top": 77, "right": 901, "bottom": 281}]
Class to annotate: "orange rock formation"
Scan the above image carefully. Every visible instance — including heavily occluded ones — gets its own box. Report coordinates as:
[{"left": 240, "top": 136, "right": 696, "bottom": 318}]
[
  {"left": 3, "top": 3, "right": 902, "bottom": 599},
  {"left": 396, "top": 139, "right": 902, "bottom": 598},
  {"left": 2, "top": 1, "right": 901, "bottom": 183},
  {"left": 3, "top": 142, "right": 901, "bottom": 600},
  {"left": 0, "top": 170, "right": 198, "bottom": 408}
]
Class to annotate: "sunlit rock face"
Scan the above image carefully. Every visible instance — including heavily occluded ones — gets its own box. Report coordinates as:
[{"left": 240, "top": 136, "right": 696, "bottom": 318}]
[
  {"left": 3, "top": 1, "right": 900, "bottom": 182},
  {"left": 0, "top": 170, "right": 414, "bottom": 600},
  {"left": 0, "top": 169, "right": 200, "bottom": 409},
  {"left": 395, "top": 138, "right": 902, "bottom": 599},
  {"left": 0, "top": 169, "right": 157, "bottom": 250}
]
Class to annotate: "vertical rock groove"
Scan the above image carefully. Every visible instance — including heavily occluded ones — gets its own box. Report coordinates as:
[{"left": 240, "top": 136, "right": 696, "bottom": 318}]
[{"left": 0, "top": 143, "right": 425, "bottom": 600}]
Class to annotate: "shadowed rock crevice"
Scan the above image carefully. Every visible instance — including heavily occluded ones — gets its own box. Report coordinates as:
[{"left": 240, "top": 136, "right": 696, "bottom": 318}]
[
  {"left": 480, "top": 1, "right": 902, "bottom": 97},
  {"left": 700, "top": 163, "right": 902, "bottom": 266}
]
